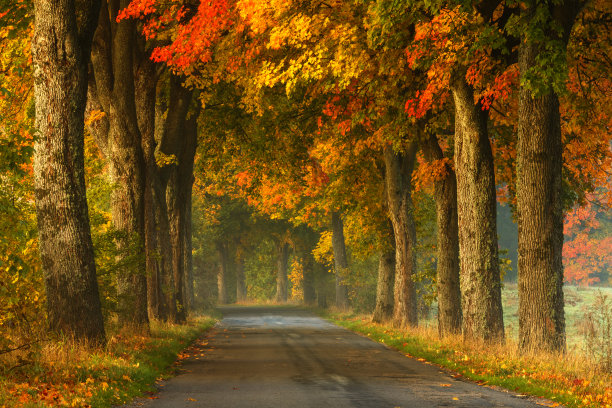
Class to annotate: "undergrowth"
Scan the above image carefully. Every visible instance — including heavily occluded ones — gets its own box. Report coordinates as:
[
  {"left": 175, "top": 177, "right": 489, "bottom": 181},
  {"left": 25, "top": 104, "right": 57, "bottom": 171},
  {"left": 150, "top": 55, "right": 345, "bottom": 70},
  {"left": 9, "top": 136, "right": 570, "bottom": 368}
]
[
  {"left": 0, "top": 316, "right": 216, "bottom": 407},
  {"left": 323, "top": 311, "right": 612, "bottom": 408}
]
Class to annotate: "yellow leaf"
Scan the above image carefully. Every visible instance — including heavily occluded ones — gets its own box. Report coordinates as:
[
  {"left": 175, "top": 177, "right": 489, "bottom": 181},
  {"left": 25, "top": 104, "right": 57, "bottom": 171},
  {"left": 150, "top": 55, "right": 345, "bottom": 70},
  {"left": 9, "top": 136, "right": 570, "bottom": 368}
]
[{"left": 187, "top": 397, "right": 197, "bottom": 402}]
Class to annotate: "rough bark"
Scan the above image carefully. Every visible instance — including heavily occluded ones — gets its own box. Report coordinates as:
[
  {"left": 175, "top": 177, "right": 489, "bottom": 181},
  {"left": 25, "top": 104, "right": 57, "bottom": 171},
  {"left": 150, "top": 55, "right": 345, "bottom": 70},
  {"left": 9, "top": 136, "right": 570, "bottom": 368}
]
[
  {"left": 217, "top": 242, "right": 229, "bottom": 304},
  {"left": 147, "top": 75, "right": 193, "bottom": 322},
  {"left": 331, "top": 212, "right": 350, "bottom": 309},
  {"left": 384, "top": 142, "right": 418, "bottom": 328},
  {"left": 167, "top": 114, "right": 198, "bottom": 322},
  {"left": 275, "top": 243, "right": 290, "bottom": 303},
  {"left": 90, "top": 0, "right": 148, "bottom": 327},
  {"left": 516, "top": 2, "right": 581, "bottom": 351},
  {"left": 32, "top": 0, "right": 106, "bottom": 345},
  {"left": 372, "top": 220, "right": 395, "bottom": 323},
  {"left": 422, "top": 132, "right": 462, "bottom": 336},
  {"left": 184, "top": 189, "right": 195, "bottom": 311},
  {"left": 133, "top": 42, "right": 166, "bottom": 321},
  {"left": 451, "top": 75, "right": 504, "bottom": 342}
]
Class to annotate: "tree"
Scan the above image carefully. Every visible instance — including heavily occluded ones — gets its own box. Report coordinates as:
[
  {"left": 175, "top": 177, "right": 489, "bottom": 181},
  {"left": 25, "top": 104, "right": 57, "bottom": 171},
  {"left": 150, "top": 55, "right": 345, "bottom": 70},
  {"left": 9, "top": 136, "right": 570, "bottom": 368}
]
[
  {"left": 31, "top": 0, "right": 105, "bottom": 343},
  {"left": 89, "top": 0, "right": 149, "bottom": 327},
  {"left": 421, "top": 131, "right": 461, "bottom": 335},
  {"left": 331, "top": 211, "right": 350, "bottom": 309},
  {"left": 516, "top": 0, "right": 584, "bottom": 353}
]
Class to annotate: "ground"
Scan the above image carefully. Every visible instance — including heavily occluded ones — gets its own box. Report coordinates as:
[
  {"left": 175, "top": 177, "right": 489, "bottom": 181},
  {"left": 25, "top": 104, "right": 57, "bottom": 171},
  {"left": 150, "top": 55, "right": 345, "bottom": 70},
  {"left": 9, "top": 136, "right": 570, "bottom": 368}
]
[{"left": 125, "top": 306, "right": 560, "bottom": 408}]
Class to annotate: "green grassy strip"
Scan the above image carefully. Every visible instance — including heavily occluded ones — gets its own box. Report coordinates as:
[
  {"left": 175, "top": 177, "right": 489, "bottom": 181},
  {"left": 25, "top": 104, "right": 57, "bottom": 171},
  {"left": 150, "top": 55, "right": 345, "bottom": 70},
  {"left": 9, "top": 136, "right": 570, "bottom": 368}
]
[
  {"left": 324, "top": 313, "right": 599, "bottom": 408},
  {"left": 85, "top": 317, "right": 217, "bottom": 407}
]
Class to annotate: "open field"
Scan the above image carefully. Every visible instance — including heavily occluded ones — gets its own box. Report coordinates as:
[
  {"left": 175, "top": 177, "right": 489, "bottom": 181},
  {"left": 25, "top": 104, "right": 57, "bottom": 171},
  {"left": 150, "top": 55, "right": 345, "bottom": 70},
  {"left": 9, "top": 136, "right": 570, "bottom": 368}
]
[{"left": 418, "top": 284, "right": 612, "bottom": 352}]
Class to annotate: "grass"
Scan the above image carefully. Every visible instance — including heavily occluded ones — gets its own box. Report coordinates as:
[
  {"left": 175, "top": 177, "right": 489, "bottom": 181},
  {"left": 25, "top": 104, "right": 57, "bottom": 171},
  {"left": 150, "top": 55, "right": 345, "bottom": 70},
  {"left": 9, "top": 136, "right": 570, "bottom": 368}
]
[
  {"left": 321, "top": 310, "right": 612, "bottom": 408},
  {"left": 0, "top": 316, "right": 216, "bottom": 407},
  {"left": 414, "top": 284, "right": 612, "bottom": 352},
  {"left": 501, "top": 285, "right": 612, "bottom": 351}
]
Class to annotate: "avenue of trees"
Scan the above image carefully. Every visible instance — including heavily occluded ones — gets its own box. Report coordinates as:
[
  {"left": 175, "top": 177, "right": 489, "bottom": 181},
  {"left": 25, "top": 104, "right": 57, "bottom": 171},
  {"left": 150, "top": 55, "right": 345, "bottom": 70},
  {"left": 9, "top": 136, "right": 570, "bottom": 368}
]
[{"left": 0, "top": 0, "right": 610, "bottom": 357}]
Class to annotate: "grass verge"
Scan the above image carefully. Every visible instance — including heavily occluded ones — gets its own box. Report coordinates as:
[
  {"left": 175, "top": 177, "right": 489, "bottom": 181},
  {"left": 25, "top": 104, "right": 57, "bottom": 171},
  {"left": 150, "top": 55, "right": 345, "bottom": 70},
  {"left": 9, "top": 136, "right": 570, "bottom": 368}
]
[
  {"left": 322, "top": 311, "right": 611, "bottom": 408},
  {"left": 0, "top": 316, "right": 216, "bottom": 407}
]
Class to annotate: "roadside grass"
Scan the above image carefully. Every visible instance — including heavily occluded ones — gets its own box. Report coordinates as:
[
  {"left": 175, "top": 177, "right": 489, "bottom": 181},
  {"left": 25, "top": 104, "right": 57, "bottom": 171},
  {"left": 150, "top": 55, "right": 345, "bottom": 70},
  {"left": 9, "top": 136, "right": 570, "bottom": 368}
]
[
  {"left": 323, "top": 310, "right": 612, "bottom": 408},
  {"left": 0, "top": 316, "right": 216, "bottom": 407}
]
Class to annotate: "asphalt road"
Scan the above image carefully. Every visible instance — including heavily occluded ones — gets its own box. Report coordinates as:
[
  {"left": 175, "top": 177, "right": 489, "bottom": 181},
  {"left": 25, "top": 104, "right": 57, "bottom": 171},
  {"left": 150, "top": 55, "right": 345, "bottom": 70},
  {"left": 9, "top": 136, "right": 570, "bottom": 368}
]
[{"left": 126, "top": 306, "right": 555, "bottom": 408}]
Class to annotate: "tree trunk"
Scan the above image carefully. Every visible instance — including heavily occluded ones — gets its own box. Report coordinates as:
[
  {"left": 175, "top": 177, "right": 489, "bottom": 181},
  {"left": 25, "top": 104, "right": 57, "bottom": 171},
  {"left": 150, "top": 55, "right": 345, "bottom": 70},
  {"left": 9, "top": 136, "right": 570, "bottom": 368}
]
[
  {"left": 275, "top": 243, "right": 290, "bottom": 303},
  {"left": 451, "top": 75, "right": 504, "bottom": 342},
  {"left": 372, "top": 221, "right": 395, "bottom": 323},
  {"left": 133, "top": 43, "right": 165, "bottom": 321},
  {"left": 184, "top": 188, "right": 195, "bottom": 311},
  {"left": 167, "top": 115, "right": 198, "bottom": 322},
  {"left": 384, "top": 142, "right": 418, "bottom": 328},
  {"left": 331, "top": 212, "right": 350, "bottom": 309},
  {"left": 154, "top": 181, "right": 177, "bottom": 321},
  {"left": 236, "top": 255, "right": 247, "bottom": 303},
  {"left": 422, "top": 132, "right": 462, "bottom": 336},
  {"left": 90, "top": 0, "right": 148, "bottom": 327},
  {"left": 516, "top": 8, "right": 579, "bottom": 350},
  {"left": 31, "top": 0, "right": 106, "bottom": 345},
  {"left": 217, "top": 243, "right": 229, "bottom": 304}
]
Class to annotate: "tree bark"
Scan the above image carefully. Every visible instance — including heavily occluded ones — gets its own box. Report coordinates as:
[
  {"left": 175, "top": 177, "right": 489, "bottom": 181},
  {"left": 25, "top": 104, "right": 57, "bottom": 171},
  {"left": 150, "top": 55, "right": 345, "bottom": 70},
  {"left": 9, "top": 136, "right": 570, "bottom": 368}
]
[
  {"left": 133, "top": 41, "right": 167, "bottom": 322},
  {"left": 422, "top": 132, "right": 462, "bottom": 336},
  {"left": 217, "top": 242, "right": 229, "bottom": 304},
  {"left": 275, "top": 243, "right": 290, "bottom": 303},
  {"left": 167, "top": 114, "right": 198, "bottom": 322},
  {"left": 372, "top": 220, "right": 395, "bottom": 323},
  {"left": 149, "top": 75, "right": 193, "bottom": 322},
  {"left": 90, "top": 0, "right": 148, "bottom": 327},
  {"left": 331, "top": 211, "right": 350, "bottom": 309},
  {"left": 451, "top": 75, "right": 504, "bottom": 342},
  {"left": 32, "top": 0, "right": 106, "bottom": 345},
  {"left": 516, "top": 2, "right": 581, "bottom": 351},
  {"left": 184, "top": 188, "right": 195, "bottom": 311},
  {"left": 384, "top": 142, "right": 418, "bottom": 328}
]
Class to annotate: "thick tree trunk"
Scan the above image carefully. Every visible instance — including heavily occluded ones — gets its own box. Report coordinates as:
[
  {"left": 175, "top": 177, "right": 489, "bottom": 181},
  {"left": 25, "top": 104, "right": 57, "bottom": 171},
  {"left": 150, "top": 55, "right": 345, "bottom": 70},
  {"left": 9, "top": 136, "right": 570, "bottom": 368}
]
[
  {"left": 275, "top": 243, "right": 290, "bottom": 303},
  {"left": 422, "top": 132, "right": 462, "bottom": 336},
  {"left": 150, "top": 76, "right": 193, "bottom": 321},
  {"left": 133, "top": 45, "right": 166, "bottom": 322},
  {"left": 153, "top": 182, "right": 177, "bottom": 321},
  {"left": 91, "top": 0, "right": 148, "bottom": 327},
  {"left": 384, "top": 143, "right": 418, "bottom": 327},
  {"left": 184, "top": 190, "right": 195, "bottom": 311},
  {"left": 236, "top": 255, "right": 247, "bottom": 303},
  {"left": 32, "top": 0, "right": 106, "bottom": 345},
  {"left": 331, "top": 212, "right": 350, "bottom": 309},
  {"left": 372, "top": 221, "right": 395, "bottom": 323},
  {"left": 217, "top": 243, "right": 229, "bottom": 304},
  {"left": 517, "top": 42, "right": 568, "bottom": 353},
  {"left": 167, "top": 115, "right": 198, "bottom": 322},
  {"left": 451, "top": 75, "right": 504, "bottom": 342}
]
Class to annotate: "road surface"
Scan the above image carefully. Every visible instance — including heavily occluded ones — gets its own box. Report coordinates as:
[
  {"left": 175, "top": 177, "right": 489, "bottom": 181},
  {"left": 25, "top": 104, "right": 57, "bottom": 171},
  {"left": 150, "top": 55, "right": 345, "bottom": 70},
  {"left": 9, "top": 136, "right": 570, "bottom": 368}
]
[{"left": 127, "top": 306, "right": 555, "bottom": 408}]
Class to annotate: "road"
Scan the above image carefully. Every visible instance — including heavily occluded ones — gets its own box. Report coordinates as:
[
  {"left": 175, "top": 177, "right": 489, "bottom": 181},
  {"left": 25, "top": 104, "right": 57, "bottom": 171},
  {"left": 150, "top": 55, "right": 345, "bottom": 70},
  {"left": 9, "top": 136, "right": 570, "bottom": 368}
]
[{"left": 127, "top": 306, "right": 555, "bottom": 408}]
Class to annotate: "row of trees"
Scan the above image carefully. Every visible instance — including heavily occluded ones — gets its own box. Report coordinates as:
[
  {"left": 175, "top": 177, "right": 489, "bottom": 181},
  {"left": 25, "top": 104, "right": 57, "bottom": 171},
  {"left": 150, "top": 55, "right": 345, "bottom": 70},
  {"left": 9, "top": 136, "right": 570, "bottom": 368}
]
[
  {"left": 30, "top": 0, "right": 204, "bottom": 344},
  {"left": 11, "top": 0, "right": 610, "bottom": 355}
]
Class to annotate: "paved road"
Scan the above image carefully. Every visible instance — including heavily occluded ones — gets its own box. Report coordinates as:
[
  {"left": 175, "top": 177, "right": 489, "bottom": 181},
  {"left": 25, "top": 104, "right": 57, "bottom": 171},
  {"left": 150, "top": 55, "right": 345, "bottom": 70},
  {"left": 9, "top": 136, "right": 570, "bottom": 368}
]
[{"left": 127, "top": 306, "right": 554, "bottom": 408}]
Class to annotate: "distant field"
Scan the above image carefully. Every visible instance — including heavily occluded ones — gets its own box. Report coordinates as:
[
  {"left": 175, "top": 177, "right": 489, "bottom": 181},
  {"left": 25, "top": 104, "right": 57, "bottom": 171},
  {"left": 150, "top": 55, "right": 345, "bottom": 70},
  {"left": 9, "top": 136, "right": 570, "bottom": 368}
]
[
  {"left": 502, "top": 283, "right": 612, "bottom": 351},
  {"left": 422, "top": 284, "right": 612, "bottom": 352}
]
